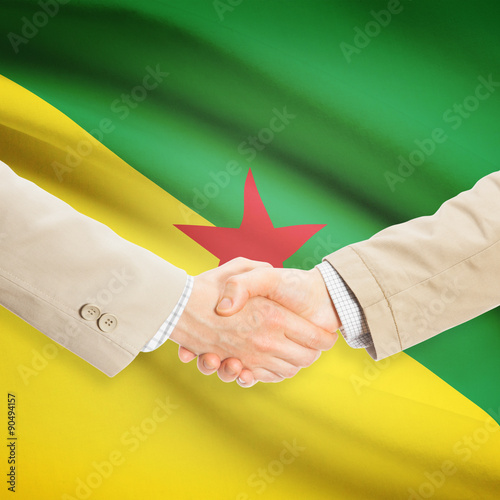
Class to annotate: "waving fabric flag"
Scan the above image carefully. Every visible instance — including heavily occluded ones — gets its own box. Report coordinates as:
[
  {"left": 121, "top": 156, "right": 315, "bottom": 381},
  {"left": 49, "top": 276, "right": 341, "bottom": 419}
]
[{"left": 1, "top": 1, "right": 499, "bottom": 499}]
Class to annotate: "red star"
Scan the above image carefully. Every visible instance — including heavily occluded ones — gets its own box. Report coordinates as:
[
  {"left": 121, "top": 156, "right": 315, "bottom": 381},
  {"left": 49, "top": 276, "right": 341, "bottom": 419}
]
[{"left": 175, "top": 169, "right": 326, "bottom": 267}]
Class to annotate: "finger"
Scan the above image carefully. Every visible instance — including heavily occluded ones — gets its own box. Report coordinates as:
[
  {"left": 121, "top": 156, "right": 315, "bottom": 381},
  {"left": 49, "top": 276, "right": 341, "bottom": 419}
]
[
  {"left": 217, "top": 268, "right": 281, "bottom": 316},
  {"left": 197, "top": 353, "right": 222, "bottom": 375},
  {"left": 229, "top": 298, "right": 329, "bottom": 369},
  {"left": 248, "top": 299, "right": 337, "bottom": 363},
  {"left": 178, "top": 346, "right": 197, "bottom": 363},
  {"left": 279, "top": 305, "right": 339, "bottom": 352},
  {"left": 263, "top": 358, "right": 302, "bottom": 379},
  {"left": 236, "top": 369, "right": 256, "bottom": 388},
  {"left": 217, "top": 358, "right": 245, "bottom": 382},
  {"left": 220, "top": 355, "right": 298, "bottom": 383},
  {"left": 247, "top": 367, "right": 285, "bottom": 384},
  {"left": 311, "top": 350, "right": 322, "bottom": 363}
]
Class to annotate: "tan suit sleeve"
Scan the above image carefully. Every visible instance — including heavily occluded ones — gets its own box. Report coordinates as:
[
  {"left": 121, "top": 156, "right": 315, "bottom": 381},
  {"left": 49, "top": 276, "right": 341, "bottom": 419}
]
[
  {"left": 326, "top": 171, "right": 500, "bottom": 360},
  {"left": 0, "top": 160, "right": 187, "bottom": 376}
]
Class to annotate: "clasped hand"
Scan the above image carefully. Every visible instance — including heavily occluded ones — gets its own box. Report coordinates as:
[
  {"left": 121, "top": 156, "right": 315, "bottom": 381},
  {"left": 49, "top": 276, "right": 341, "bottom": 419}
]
[{"left": 169, "top": 258, "right": 341, "bottom": 387}]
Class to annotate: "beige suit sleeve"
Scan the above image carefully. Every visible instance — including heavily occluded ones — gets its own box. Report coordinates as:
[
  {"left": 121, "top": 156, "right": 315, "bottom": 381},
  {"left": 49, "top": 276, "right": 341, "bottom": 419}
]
[
  {"left": 326, "top": 171, "right": 500, "bottom": 360},
  {"left": 0, "top": 160, "right": 187, "bottom": 376}
]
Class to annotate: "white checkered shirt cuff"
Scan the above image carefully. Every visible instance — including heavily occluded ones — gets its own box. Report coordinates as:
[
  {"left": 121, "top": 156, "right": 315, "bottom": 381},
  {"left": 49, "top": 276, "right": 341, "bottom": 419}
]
[
  {"left": 141, "top": 275, "right": 194, "bottom": 352},
  {"left": 316, "top": 261, "right": 373, "bottom": 349}
]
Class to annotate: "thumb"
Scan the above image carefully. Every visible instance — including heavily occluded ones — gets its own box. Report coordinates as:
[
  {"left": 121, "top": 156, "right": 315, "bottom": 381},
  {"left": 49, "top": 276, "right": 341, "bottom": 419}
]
[{"left": 216, "top": 268, "right": 279, "bottom": 316}]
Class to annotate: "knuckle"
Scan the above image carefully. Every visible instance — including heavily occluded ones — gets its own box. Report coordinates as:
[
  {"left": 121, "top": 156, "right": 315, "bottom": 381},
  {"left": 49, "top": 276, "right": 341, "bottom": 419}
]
[
  {"left": 305, "top": 329, "right": 321, "bottom": 350},
  {"left": 264, "top": 304, "right": 283, "bottom": 329},
  {"left": 236, "top": 321, "right": 252, "bottom": 339},
  {"left": 235, "top": 256, "right": 250, "bottom": 266},
  {"left": 254, "top": 333, "right": 274, "bottom": 353},
  {"left": 225, "top": 275, "right": 239, "bottom": 287}
]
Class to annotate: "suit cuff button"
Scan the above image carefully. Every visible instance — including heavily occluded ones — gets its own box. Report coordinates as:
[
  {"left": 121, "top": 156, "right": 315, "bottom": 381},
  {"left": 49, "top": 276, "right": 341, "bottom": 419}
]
[
  {"left": 98, "top": 314, "right": 118, "bottom": 333},
  {"left": 80, "top": 304, "right": 101, "bottom": 321}
]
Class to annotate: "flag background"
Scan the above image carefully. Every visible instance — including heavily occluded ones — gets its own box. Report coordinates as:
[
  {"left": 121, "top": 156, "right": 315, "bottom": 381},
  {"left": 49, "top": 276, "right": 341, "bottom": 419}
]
[{"left": 1, "top": 1, "right": 500, "bottom": 498}]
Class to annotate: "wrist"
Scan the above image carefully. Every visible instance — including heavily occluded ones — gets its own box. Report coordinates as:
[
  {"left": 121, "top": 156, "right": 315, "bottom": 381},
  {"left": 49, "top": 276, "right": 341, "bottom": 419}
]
[
  {"left": 308, "top": 267, "right": 342, "bottom": 332},
  {"left": 169, "top": 275, "right": 218, "bottom": 355}
]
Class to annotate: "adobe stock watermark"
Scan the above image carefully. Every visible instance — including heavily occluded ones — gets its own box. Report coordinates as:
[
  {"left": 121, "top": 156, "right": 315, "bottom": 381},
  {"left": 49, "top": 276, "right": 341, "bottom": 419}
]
[
  {"left": 386, "top": 74, "right": 500, "bottom": 192},
  {"left": 233, "top": 300, "right": 312, "bottom": 371},
  {"left": 213, "top": 0, "right": 244, "bottom": 21},
  {"left": 17, "top": 314, "right": 82, "bottom": 386},
  {"left": 51, "top": 65, "right": 169, "bottom": 182},
  {"left": 349, "top": 334, "right": 411, "bottom": 395},
  {"left": 190, "top": 107, "right": 296, "bottom": 213},
  {"left": 7, "top": 0, "right": 70, "bottom": 54},
  {"left": 409, "top": 277, "right": 466, "bottom": 335},
  {"left": 340, "top": 0, "right": 411, "bottom": 64},
  {"left": 350, "top": 277, "right": 466, "bottom": 395},
  {"left": 17, "top": 342, "right": 61, "bottom": 386},
  {"left": 350, "top": 356, "right": 393, "bottom": 395},
  {"left": 61, "top": 396, "right": 179, "bottom": 500},
  {"left": 84, "top": 267, "right": 135, "bottom": 308},
  {"left": 237, "top": 107, "right": 296, "bottom": 163},
  {"left": 407, "top": 408, "right": 500, "bottom": 499},
  {"left": 235, "top": 440, "right": 305, "bottom": 499},
  {"left": 294, "top": 234, "right": 339, "bottom": 270}
]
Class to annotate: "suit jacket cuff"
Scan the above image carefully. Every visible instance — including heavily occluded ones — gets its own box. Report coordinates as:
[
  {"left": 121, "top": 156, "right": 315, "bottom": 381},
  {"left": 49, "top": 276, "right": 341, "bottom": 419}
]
[{"left": 324, "top": 246, "right": 403, "bottom": 360}]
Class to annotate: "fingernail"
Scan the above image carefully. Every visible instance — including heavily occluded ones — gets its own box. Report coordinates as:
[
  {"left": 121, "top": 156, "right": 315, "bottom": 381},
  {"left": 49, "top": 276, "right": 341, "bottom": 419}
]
[
  {"left": 218, "top": 298, "right": 232, "bottom": 311},
  {"left": 237, "top": 377, "right": 246, "bottom": 385},
  {"left": 203, "top": 360, "right": 213, "bottom": 370}
]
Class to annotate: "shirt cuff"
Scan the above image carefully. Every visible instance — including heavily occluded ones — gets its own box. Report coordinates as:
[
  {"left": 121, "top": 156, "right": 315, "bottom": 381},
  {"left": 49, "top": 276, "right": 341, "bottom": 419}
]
[
  {"left": 316, "top": 261, "right": 373, "bottom": 349},
  {"left": 141, "top": 275, "right": 194, "bottom": 352}
]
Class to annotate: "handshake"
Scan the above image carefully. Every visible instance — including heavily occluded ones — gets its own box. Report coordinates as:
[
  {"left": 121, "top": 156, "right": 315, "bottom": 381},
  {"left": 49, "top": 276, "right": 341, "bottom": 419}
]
[{"left": 169, "top": 258, "right": 341, "bottom": 387}]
